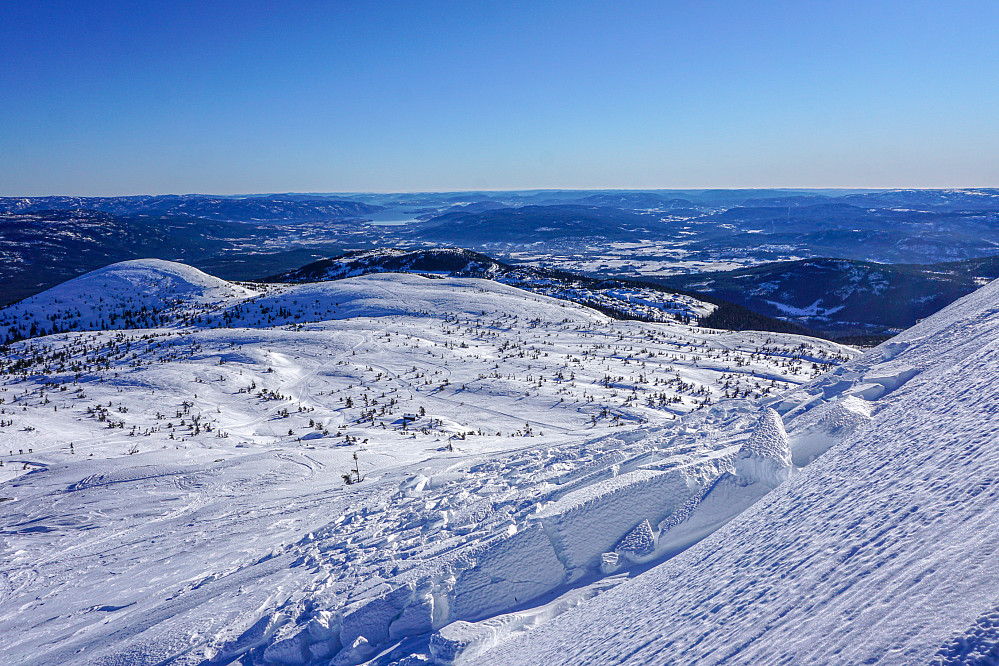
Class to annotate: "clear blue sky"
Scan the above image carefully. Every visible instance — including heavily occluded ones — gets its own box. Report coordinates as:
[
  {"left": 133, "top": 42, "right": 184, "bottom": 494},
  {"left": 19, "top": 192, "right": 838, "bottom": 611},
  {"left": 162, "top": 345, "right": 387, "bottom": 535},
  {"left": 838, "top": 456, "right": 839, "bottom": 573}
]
[{"left": 2, "top": 0, "right": 998, "bottom": 195}]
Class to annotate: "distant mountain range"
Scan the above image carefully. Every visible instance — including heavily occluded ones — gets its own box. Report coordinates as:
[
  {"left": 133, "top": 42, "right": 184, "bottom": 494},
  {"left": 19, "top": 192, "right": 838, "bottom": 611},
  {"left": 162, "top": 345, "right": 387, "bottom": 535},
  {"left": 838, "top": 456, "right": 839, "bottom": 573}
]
[
  {"left": 0, "top": 194, "right": 380, "bottom": 221},
  {"left": 0, "top": 210, "right": 258, "bottom": 305},
  {"left": 0, "top": 196, "right": 390, "bottom": 306},
  {"left": 5, "top": 189, "right": 999, "bottom": 338},
  {"left": 404, "top": 205, "right": 665, "bottom": 243},
  {"left": 398, "top": 199, "right": 999, "bottom": 264}
]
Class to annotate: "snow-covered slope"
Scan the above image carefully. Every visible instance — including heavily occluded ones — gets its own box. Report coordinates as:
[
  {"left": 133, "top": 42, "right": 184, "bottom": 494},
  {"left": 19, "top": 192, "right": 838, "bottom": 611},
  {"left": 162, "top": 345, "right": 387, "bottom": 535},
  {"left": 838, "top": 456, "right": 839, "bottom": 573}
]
[
  {"left": 274, "top": 248, "right": 510, "bottom": 282},
  {"left": 474, "top": 278, "right": 999, "bottom": 665},
  {"left": 271, "top": 248, "right": 718, "bottom": 325},
  {"left": 0, "top": 259, "right": 862, "bottom": 665},
  {"left": 0, "top": 258, "right": 259, "bottom": 340}
]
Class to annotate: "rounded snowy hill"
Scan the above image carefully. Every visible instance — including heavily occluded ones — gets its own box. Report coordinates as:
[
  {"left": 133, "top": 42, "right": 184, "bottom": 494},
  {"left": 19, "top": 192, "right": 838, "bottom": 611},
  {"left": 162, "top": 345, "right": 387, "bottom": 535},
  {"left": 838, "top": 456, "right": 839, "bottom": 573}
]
[
  {"left": 0, "top": 258, "right": 258, "bottom": 341},
  {"left": 212, "top": 272, "right": 618, "bottom": 328},
  {"left": 0, "top": 258, "right": 619, "bottom": 341}
]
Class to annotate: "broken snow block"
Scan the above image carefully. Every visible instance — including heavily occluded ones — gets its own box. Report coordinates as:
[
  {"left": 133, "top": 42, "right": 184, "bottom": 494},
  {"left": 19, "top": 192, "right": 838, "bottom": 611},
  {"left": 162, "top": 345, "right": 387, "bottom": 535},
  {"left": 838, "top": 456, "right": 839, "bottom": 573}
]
[
  {"left": 306, "top": 609, "right": 340, "bottom": 642},
  {"left": 863, "top": 362, "right": 918, "bottom": 393},
  {"left": 340, "top": 583, "right": 415, "bottom": 648},
  {"left": 600, "top": 551, "right": 621, "bottom": 574},
  {"left": 262, "top": 626, "right": 310, "bottom": 665},
  {"left": 537, "top": 469, "right": 698, "bottom": 573},
  {"left": 787, "top": 395, "right": 873, "bottom": 466},
  {"left": 304, "top": 609, "right": 341, "bottom": 660},
  {"left": 308, "top": 638, "right": 339, "bottom": 661},
  {"left": 331, "top": 635, "right": 375, "bottom": 666},
  {"left": 387, "top": 655, "right": 432, "bottom": 666},
  {"left": 451, "top": 525, "right": 564, "bottom": 622},
  {"left": 389, "top": 591, "right": 434, "bottom": 640},
  {"left": 734, "top": 408, "right": 792, "bottom": 488},
  {"left": 429, "top": 621, "right": 489, "bottom": 664},
  {"left": 615, "top": 519, "right": 656, "bottom": 562}
]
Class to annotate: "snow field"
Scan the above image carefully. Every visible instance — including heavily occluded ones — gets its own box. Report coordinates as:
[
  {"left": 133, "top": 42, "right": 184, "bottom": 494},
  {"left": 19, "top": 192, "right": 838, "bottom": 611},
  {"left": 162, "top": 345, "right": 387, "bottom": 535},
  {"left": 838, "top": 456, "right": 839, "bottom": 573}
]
[{"left": 0, "top": 260, "right": 866, "bottom": 665}]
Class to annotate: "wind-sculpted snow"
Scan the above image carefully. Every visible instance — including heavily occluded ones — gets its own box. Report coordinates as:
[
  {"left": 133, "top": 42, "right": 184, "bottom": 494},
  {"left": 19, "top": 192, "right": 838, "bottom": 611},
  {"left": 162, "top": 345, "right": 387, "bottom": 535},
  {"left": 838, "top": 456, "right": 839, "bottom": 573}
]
[
  {"left": 932, "top": 603, "right": 999, "bottom": 665},
  {"left": 0, "top": 260, "right": 872, "bottom": 665},
  {"left": 614, "top": 519, "right": 656, "bottom": 559},
  {"left": 474, "top": 278, "right": 999, "bottom": 665},
  {"left": 732, "top": 408, "right": 791, "bottom": 488}
]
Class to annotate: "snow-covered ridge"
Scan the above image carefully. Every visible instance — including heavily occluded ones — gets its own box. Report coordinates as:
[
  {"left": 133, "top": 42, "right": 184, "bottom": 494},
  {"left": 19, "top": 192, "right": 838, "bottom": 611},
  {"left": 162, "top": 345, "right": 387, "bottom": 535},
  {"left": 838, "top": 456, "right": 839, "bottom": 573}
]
[
  {"left": 272, "top": 248, "right": 717, "bottom": 325},
  {"left": 0, "top": 259, "right": 260, "bottom": 341}
]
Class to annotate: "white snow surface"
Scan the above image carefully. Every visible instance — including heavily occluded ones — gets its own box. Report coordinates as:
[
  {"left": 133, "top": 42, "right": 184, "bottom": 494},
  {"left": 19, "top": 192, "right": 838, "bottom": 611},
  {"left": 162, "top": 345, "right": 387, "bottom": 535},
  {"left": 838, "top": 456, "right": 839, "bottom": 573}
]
[
  {"left": 0, "top": 259, "right": 259, "bottom": 340},
  {"left": 0, "top": 259, "right": 888, "bottom": 665},
  {"left": 475, "top": 277, "right": 999, "bottom": 665}
]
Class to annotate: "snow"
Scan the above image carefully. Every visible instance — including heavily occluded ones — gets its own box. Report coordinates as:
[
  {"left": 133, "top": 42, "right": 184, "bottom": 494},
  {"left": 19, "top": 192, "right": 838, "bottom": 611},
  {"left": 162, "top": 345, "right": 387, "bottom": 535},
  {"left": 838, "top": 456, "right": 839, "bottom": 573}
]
[
  {"left": 0, "top": 258, "right": 885, "bottom": 665},
  {"left": 764, "top": 298, "right": 846, "bottom": 318},
  {"left": 733, "top": 408, "right": 791, "bottom": 487},
  {"left": 614, "top": 519, "right": 655, "bottom": 560},
  {"left": 0, "top": 259, "right": 259, "bottom": 341},
  {"left": 535, "top": 466, "right": 716, "bottom": 575},
  {"left": 473, "top": 276, "right": 999, "bottom": 665},
  {"left": 449, "top": 526, "right": 564, "bottom": 622}
]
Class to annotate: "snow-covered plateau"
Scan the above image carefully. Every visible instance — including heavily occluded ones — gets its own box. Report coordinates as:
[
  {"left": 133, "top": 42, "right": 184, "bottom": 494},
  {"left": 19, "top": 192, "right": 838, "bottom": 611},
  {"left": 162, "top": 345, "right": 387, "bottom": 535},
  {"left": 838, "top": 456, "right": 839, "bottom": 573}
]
[{"left": 1, "top": 258, "right": 991, "bottom": 664}]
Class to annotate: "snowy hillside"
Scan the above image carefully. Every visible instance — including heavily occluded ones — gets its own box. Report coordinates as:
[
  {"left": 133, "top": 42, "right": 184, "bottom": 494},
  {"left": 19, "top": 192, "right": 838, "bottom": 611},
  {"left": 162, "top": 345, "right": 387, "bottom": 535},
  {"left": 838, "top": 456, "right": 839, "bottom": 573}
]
[
  {"left": 475, "top": 278, "right": 999, "bottom": 665},
  {"left": 271, "top": 248, "right": 717, "bottom": 326},
  {"left": 0, "top": 259, "right": 260, "bottom": 341},
  {"left": 273, "top": 248, "right": 510, "bottom": 282},
  {"left": 0, "top": 259, "right": 861, "bottom": 665}
]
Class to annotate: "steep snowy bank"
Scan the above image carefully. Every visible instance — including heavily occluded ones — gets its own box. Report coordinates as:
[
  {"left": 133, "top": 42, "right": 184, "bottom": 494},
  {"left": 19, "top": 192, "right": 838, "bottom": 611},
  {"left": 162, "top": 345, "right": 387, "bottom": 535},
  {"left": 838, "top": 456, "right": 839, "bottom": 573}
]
[{"left": 475, "top": 279, "right": 999, "bottom": 664}]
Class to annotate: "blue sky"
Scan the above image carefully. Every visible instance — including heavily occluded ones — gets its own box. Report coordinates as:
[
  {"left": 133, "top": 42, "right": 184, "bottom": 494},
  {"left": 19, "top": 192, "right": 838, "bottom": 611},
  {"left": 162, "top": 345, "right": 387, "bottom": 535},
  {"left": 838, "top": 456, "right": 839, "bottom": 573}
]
[{"left": 2, "top": 0, "right": 997, "bottom": 195}]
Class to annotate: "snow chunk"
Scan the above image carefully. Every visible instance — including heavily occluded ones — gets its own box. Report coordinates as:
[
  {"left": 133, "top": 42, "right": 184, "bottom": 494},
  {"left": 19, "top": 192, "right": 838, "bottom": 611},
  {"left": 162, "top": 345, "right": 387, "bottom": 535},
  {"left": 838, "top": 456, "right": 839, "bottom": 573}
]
[
  {"left": 389, "top": 590, "right": 435, "bottom": 640},
  {"left": 742, "top": 408, "right": 791, "bottom": 465},
  {"left": 339, "top": 583, "right": 414, "bottom": 649},
  {"left": 331, "top": 635, "right": 375, "bottom": 666},
  {"left": 600, "top": 552, "right": 621, "bottom": 575},
  {"left": 615, "top": 519, "right": 656, "bottom": 562},
  {"left": 844, "top": 382, "right": 886, "bottom": 400},
  {"left": 451, "top": 525, "right": 564, "bottom": 622},
  {"left": 536, "top": 468, "right": 703, "bottom": 573},
  {"left": 734, "top": 408, "right": 791, "bottom": 488},
  {"left": 262, "top": 626, "right": 309, "bottom": 665},
  {"left": 787, "top": 395, "right": 873, "bottom": 466},
  {"left": 863, "top": 362, "right": 918, "bottom": 394}
]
